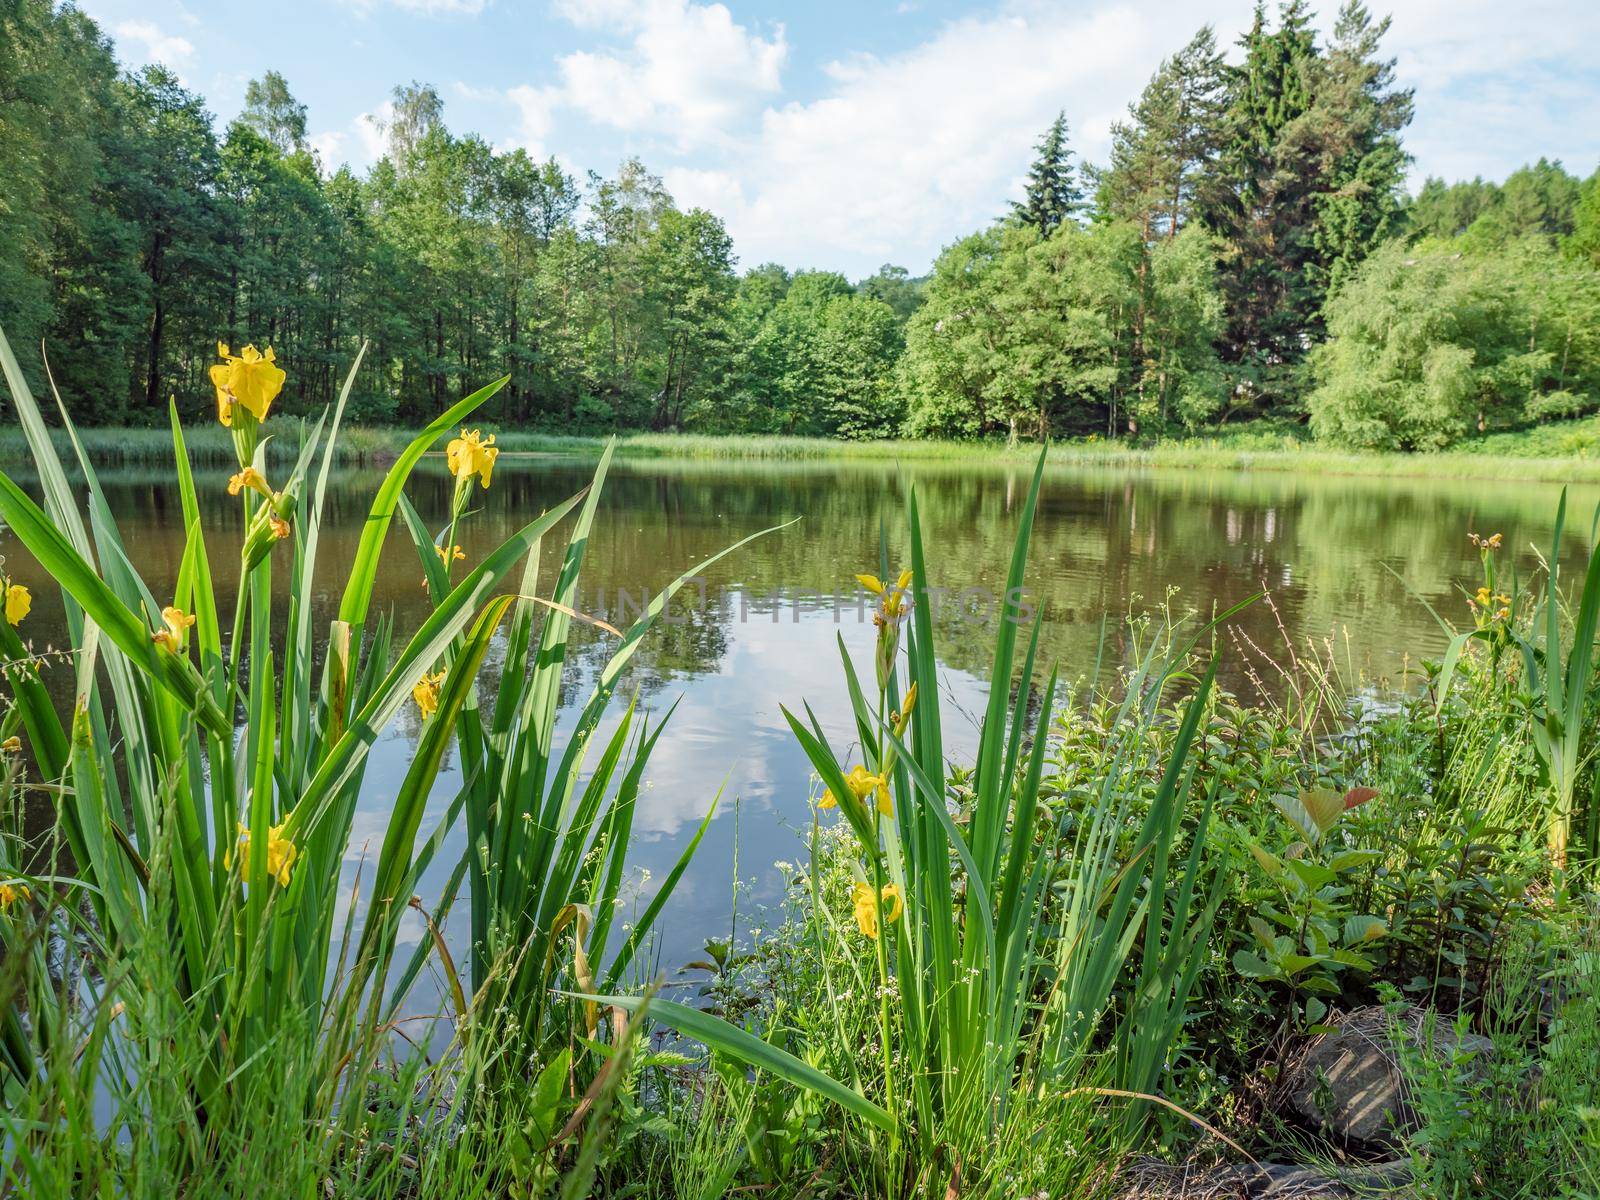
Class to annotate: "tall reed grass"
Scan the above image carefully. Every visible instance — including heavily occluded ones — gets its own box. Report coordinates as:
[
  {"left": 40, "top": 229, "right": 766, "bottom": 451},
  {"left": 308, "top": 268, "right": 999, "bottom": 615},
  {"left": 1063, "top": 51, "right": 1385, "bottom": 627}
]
[
  {"left": 0, "top": 323, "right": 762, "bottom": 1192},
  {"left": 582, "top": 452, "right": 1241, "bottom": 1196}
]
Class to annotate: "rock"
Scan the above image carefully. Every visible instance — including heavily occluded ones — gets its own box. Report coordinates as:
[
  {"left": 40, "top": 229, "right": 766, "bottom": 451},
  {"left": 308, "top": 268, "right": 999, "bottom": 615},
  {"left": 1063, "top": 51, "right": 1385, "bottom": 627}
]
[
  {"left": 1279, "top": 1005, "right": 1493, "bottom": 1146},
  {"left": 1119, "top": 1156, "right": 1410, "bottom": 1198}
]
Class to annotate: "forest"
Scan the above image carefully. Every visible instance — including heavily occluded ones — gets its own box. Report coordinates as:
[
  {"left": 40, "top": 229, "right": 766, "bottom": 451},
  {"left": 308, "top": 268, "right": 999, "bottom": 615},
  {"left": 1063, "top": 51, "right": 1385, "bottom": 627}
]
[{"left": 2, "top": 0, "right": 1599, "bottom": 447}]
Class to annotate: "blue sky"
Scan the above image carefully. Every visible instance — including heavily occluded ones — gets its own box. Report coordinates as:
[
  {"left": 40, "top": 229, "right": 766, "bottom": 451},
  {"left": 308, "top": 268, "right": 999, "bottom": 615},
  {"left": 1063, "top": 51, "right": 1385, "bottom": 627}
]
[{"left": 77, "top": 0, "right": 1600, "bottom": 278}]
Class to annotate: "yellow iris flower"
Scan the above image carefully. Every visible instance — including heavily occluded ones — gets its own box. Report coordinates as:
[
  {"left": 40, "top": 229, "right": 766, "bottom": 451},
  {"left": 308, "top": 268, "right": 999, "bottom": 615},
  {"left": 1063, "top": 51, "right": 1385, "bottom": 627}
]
[
  {"left": 151, "top": 606, "right": 196, "bottom": 653},
  {"left": 0, "top": 881, "right": 31, "bottom": 909},
  {"left": 818, "top": 764, "right": 892, "bottom": 815},
  {"left": 210, "top": 343, "right": 286, "bottom": 427},
  {"left": 3, "top": 580, "right": 30, "bottom": 626},
  {"left": 447, "top": 428, "right": 499, "bottom": 489},
  {"left": 226, "top": 821, "right": 298, "bottom": 887},
  {"left": 852, "top": 881, "right": 903, "bottom": 939},
  {"left": 1, "top": 736, "right": 21, "bottom": 755},
  {"left": 857, "top": 569, "right": 914, "bottom": 620},
  {"left": 412, "top": 669, "right": 447, "bottom": 719},
  {"left": 228, "top": 466, "right": 276, "bottom": 501}
]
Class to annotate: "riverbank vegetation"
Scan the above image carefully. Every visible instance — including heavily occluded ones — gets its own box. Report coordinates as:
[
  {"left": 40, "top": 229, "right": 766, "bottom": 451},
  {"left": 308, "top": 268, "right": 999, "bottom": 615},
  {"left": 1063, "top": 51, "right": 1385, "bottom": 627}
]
[
  {"left": 4, "top": 1, "right": 1599, "bottom": 451},
  {"left": 6, "top": 415, "right": 1600, "bottom": 484},
  {"left": 3, "top": 330, "right": 1600, "bottom": 1197}
]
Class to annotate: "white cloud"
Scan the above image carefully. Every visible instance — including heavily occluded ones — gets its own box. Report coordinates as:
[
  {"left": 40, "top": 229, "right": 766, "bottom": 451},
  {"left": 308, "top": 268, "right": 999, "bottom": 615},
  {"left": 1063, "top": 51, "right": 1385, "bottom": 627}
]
[
  {"left": 1380, "top": 0, "right": 1600, "bottom": 186},
  {"left": 451, "top": 80, "right": 503, "bottom": 103},
  {"left": 113, "top": 18, "right": 195, "bottom": 69},
  {"left": 299, "top": 0, "right": 1599, "bottom": 276},
  {"left": 544, "top": 0, "right": 787, "bottom": 149},
  {"left": 309, "top": 130, "right": 348, "bottom": 170},
  {"left": 506, "top": 84, "right": 561, "bottom": 155},
  {"left": 307, "top": 101, "right": 394, "bottom": 173},
  {"left": 356, "top": 103, "right": 394, "bottom": 163},
  {"left": 708, "top": 2, "right": 1169, "bottom": 271},
  {"left": 663, "top": 167, "right": 746, "bottom": 216}
]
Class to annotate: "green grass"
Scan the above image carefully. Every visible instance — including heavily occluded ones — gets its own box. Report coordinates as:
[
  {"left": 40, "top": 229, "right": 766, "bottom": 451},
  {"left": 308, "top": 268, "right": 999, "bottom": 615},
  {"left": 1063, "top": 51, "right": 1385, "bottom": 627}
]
[{"left": 9, "top": 413, "right": 1600, "bottom": 481}]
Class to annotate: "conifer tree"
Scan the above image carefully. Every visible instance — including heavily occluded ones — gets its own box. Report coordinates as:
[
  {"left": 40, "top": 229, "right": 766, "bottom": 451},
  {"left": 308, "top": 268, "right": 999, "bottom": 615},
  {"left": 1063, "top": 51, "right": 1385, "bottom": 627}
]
[
  {"left": 1098, "top": 27, "right": 1227, "bottom": 241},
  {"left": 1012, "top": 112, "right": 1082, "bottom": 236},
  {"left": 1202, "top": 1, "right": 1409, "bottom": 412}
]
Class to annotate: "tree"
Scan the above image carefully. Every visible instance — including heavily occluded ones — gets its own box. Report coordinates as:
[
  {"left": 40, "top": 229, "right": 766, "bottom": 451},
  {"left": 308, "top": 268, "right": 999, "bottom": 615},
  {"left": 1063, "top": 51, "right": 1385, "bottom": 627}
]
[
  {"left": 1408, "top": 176, "right": 1498, "bottom": 240},
  {"left": 647, "top": 207, "right": 736, "bottom": 430},
  {"left": 1410, "top": 161, "right": 1586, "bottom": 251},
  {"left": 1097, "top": 27, "right": 1227, "bottom": 240},
  {"left": 0, "top": 0, "right": 137, "bottom": 411},
  {"left": 901, "top": 229, "right": 1008, "bottom": 438},
  {"left": 241, "top": 70, "right": 308, "bottom": 153},
  {"left": 1309, "top": 238, "right": 1600, "bottom": 448},
  {"left": 726, "top": 270, "right": 901, "bottom": 437},
  {"left": 902, "top": 220, "right": 1224, "bottom": 439},
  {"left": 1012, "top": 113, "right": 1082, "bottom": 236},
  {"left": 113, "top": 66, "right": 230, "bottom": 417},
  {"left": 1202, "top": 1, "right": 1410, "bottom": 411},
  {"left": 1567, "top": 169, "right": 1600, "bottom": 268},
  {"left": 383, "top": 81, "right": 444, "bottom": 164},
  {"left": 1203, "top": 1, "right": 1321, "bottom": 405},
  {"left": 1461, "top": 159, "right": 1583, "bottom": 247},
  {"left": 856, "top": 264, "right": 925, "bottom": 326},
  {"left": 1305, "top": 2, "right": 1414, "bottom": 297},
  {"left": 1140, "top": 227, "right": 1228, "bottom": 429}
]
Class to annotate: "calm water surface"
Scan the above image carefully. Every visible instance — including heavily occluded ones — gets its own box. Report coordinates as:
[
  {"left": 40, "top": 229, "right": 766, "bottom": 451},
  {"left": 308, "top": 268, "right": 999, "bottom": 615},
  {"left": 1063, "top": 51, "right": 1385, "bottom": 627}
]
[{"left": 5, "top": 454, "right": 1592, "bottom": 998}]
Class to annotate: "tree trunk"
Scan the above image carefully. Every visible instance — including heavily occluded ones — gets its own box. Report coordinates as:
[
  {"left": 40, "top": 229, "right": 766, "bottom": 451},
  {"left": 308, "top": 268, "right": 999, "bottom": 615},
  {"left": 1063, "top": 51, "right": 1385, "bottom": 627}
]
[{"left": 145, "top": 233, "right": 167, "bottom": 413}]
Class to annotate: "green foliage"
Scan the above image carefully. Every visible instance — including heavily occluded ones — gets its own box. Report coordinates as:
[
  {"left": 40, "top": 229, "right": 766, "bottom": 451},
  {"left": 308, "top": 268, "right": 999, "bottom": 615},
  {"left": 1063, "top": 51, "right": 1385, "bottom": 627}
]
[
  {"left": 1094, "top": 27, "right": 1227, "bottom": 240},
  {"left": 5, "top": 2, "right": 1597, "bottom": 448},
  {"left": 1568, "top": 169, "right": 1600, "bottom": 268},
  {"left": 722, "top": 269, "right": 905, "bottom": 437},
  {"left": 1202, "top": 1, "right": 1412, "bottom": 409},
  {"left": 1308, "top": 238, "right": 1600, "bottom": 448},
  {"left": 901, "top": 221, "right": 1225, "bottom": 438},
  {"left": 599, "top": 453, "right": 1228, "bottom": 1194},
  {"left": 1230, "top": 793, "right": 1387, "bottom": 1031},
  {"left": 1011, "top": 111, "right": 1083, "bottom": 236},
  {"left": 1397, "top": 933, "right": 1600, "bottom": 1199}
]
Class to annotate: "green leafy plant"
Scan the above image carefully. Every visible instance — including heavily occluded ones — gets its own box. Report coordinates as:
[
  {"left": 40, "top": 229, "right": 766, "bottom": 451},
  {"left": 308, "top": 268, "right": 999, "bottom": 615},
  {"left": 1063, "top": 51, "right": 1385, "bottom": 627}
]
[
  {"left": 583, "top": 450, "right": 1231, "bottom": 1194},
  {"left": 1232, "top": 785, "right": 1387, "bottom": 1029},
  {"left": 1437, "top": 491, "right": 1600, "bottom": 869}
]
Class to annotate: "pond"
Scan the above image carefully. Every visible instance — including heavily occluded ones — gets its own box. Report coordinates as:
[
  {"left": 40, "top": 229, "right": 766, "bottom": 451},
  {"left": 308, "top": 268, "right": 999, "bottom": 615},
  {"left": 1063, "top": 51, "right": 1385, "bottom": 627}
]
[{"left": 4, "top": 452, "right": 1592, "bottom": 1004}]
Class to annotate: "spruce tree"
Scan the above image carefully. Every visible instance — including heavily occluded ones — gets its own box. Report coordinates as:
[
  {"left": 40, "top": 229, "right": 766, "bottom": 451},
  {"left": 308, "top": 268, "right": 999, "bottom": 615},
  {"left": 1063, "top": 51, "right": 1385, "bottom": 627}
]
[
  {"left": 1306, "top": 3, "right": 1414, "bottom": 296},
  {"left": 1203, "top": 1, "right": 1319, "bottom": 406},
  {"left": 1203, "top": 1, "right": 1409, "bottom": 413},
  {"left": 1012, "top": 112, "right": 1082, "bottom": 236}
]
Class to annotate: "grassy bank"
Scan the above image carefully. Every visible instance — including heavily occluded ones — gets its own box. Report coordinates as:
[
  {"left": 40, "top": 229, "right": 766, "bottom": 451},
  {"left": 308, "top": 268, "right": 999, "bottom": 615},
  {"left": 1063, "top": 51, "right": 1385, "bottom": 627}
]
[{"left": 5, "top": 414, "right": 1600, "bottom": 481}]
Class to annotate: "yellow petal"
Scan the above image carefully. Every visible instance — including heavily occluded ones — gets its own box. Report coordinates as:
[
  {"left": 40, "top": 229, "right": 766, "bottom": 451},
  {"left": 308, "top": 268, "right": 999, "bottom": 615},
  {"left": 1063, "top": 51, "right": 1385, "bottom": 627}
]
[
  {"left": 210, "top": 362, "right": 236, "bottom": 427},
  {"left": 855, "top": 574, "right": 885, "bottom": 595},
  {"left": 4, "top": 582, "right": 31, "bottom": 626},
  {"left": 881, "top": 884, "right": 903, "bottom": 923}
]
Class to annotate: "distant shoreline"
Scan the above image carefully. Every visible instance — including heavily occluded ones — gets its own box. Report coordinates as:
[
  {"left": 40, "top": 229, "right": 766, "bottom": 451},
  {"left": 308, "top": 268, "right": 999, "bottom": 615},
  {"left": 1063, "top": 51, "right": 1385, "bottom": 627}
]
[{"left": 3, "top": 421, "right": 1597, "bottom": 485}]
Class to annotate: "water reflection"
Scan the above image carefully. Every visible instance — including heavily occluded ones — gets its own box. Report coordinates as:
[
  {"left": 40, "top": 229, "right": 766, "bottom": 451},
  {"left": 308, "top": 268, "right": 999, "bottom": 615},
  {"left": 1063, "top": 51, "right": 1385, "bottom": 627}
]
[{"left": 2, "top": 454, "right": 1592, "bottom": 996}]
